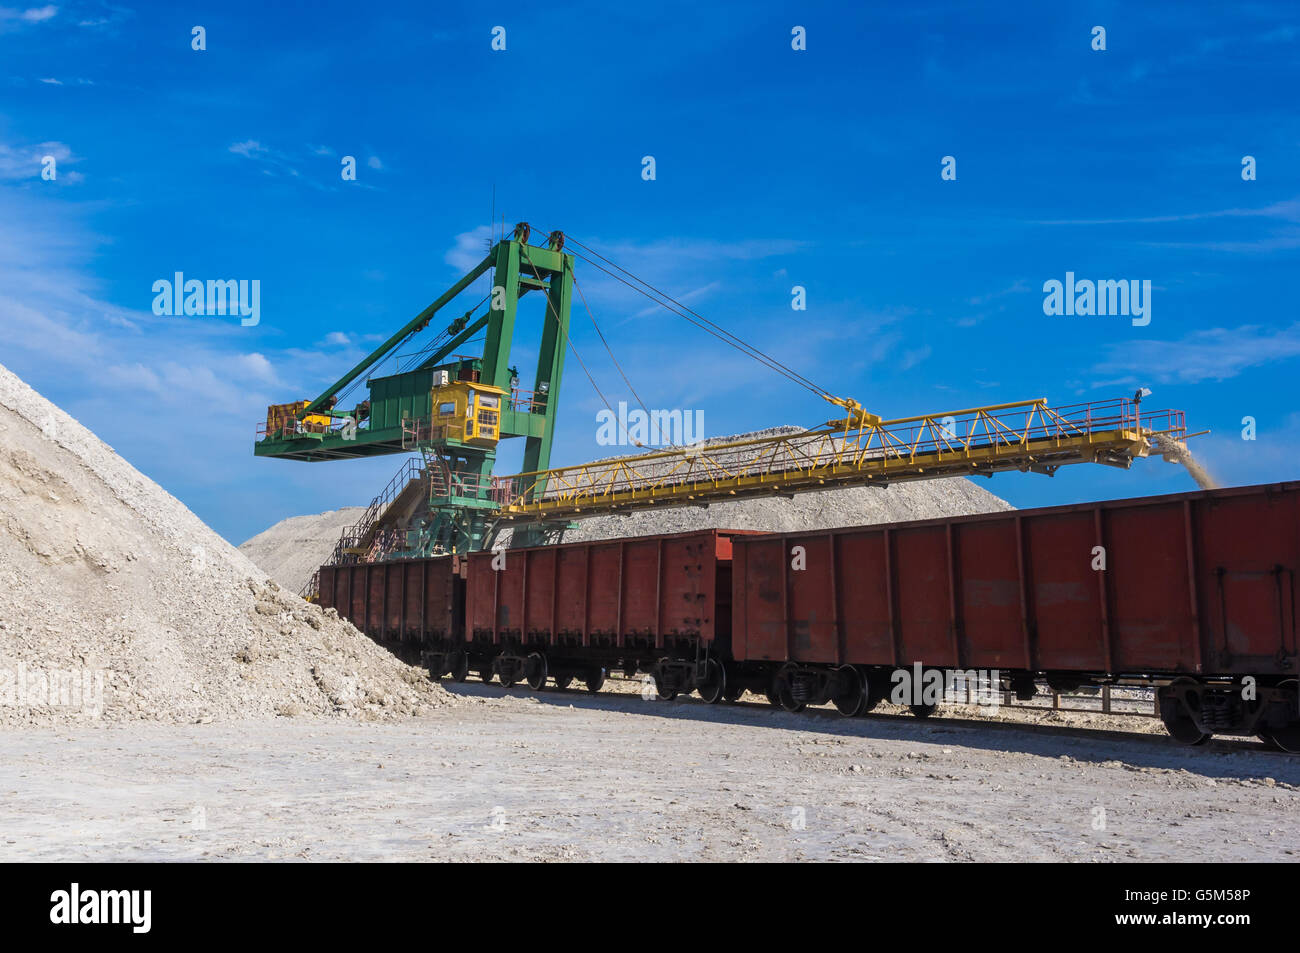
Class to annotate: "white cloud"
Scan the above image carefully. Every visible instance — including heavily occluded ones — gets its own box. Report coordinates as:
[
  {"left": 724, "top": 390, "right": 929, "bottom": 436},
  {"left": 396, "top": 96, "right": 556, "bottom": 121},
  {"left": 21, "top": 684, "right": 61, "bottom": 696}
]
[
  {"left": 0, "top": 4, "right": 57, "bottom": 24},
  {"left": 1034, "top": 198, "right": 1300, "bottom": 227},
  {"left": 324, "top": 331, "right": 351, "bottom": 347},
  {"left": 228, "top": 139, "right": 337, "bottom": 188},
  {"left": 900, "top": 345, "right": 932, "bottom": 370},
  {"left": 0, "top": 140, "right": 77, "bottom": 180},
  {"left": 366, "top": 155, "right": 383, "bottom": 170},
  {"left": 229, "top": 140, "right": 267, "bottom": 158},
  {"left": 235, "top": 352, "right": 281, "bottom": 385},
  {"left": 444, "top": 225, "right": 494, "bottom": 271},
  {"left": 629, "top": 281, "right": 719, "bottom": 320},
  {"left": 1094, "top": 324, "right": 1300, "bottom": 385},
  {"left": 0, "top": 190, "right": 303, "bottom": 419}
]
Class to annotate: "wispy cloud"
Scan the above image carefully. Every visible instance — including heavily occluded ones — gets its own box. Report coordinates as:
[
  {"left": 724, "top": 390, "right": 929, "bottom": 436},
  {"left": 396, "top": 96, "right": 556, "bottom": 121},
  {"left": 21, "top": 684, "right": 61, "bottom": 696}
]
[
  {"left": 37, "top": 74, "right": 94, "bottom": 86},
  {"left": 0, "top": 139, "right": 80, "bottom": 182},
  {"left": 228, "top": 139, "right": 338, "bottom": 188},
  {"left": 1139, "top": 229, "right": 1300, "bottom": 253},
  {"left": 444, "top": 225, "right": 493, "bottom": 271},
  {"left": 1033, "top": 198, "right": 1300, "bottom": 227},
  {"left": 73, "top": 1, "right": 132, "bottom": 31},
  {"left": 0, "top": 191, "right": 312, "bottom": 434},
  {"left": 628, "top": 281, "right": 720, "bottom": 320},
  {"left": 1093, "top": 323, "right": 1300, "bottom": 385},
  {"left": 228, "top": 140, "right": 267, "bottom": 159},
  {"left": 0, "top": 4, "right": 57, "bottom": 27}
]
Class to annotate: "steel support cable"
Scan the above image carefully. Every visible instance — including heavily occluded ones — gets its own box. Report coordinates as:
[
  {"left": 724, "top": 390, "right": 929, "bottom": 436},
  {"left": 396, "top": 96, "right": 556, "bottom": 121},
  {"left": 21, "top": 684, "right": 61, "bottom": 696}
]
[
  {"left": 517, "top": 246, "right": 641, "bottom": 454},
  {"left": 525, "top": 223, "right": 818, "bottom": 394},
  {"left": 570, "top": 272, "right": 682, "bottom": 450},
  {"left": 563, "top": 247, "right": 822, "bottom": 399},
  {"left": 333, "top": 331, "right": 444, "bottom": 407},
  {"left": 396, "top": 327, "right": 452, "bottom": 372},
  {"left": 554, "top": 233, "right": 833, "bottom": 400},
  {"left": 395, "top": 291, "right": 491, "bottom": 371},
  {"left": 334, "top": 294, "right": 482, "bottom": 407}
]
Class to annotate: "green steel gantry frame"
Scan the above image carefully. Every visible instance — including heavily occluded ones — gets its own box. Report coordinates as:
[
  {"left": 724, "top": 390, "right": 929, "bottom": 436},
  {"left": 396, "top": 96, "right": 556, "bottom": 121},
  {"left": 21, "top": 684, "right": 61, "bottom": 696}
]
[{"left": 254, "top": 224, "right": 572, "bottom": 554}]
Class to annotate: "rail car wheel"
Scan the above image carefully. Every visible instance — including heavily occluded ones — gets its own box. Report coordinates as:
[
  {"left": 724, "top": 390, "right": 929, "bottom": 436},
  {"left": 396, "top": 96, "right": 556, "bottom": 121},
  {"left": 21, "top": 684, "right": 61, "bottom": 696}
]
[
  {"left": 1270, "top": 727, "right": 1300, "bottom": 752},
  {"left": 697, "top": 659, "right": 726, "bottom": 704},
  {"left": 858, "top": 683, "right": 882, "bottom": 715},
  {"left": 831, "top": 665, "right": 867, "bottom": 717},
  {"left": 1265, "top": 680, "right": 1300, "bottom": 752},
  {"left": 1158, "top": 677, "right": 1210, "bottom": 746},
  {"left": 585, "top": 668, "right": 606, "bottom": 693},
  {"left": 773, "top": 666, "right": 805, "bottom": 713},
  {"left": 653, "top": 672, "right": 678, "bottom": 701},
  {"left": 479, "top": 665, "right": 495, "bottom": 685},
  {"left": 910, "top": 702, "right": 937, "bottom": 719},
  {"left": 449, "top": 652, "right": 470, "bottom": 683},
  {"left": 554, "top": 674, "right": 574, "bottom": 691},
  {"left": 723, "top": 683, "right": 746, "bottom": 703},
  {"left": 525, "top": 653, "right": 548, "bottom": 691}
]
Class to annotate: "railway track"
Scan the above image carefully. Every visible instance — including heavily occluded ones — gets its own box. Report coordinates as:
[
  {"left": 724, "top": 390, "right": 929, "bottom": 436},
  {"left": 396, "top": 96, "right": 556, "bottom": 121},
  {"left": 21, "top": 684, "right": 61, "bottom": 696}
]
[{"left": 441, "top": 671, "right": 1290, "bottom": 758}]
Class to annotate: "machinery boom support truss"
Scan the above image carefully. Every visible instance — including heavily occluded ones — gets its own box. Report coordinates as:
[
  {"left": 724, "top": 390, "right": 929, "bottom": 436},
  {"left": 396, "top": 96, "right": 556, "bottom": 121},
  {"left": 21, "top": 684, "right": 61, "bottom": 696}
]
[{"left": 492, "top": 397, "right": 1187, "bottom": 521}]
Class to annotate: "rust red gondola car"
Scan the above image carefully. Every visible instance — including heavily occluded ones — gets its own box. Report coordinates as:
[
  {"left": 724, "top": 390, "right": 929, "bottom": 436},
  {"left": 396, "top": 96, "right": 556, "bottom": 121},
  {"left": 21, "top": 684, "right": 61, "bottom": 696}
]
[
  {"left": 317, "top": 482, "right": 1300, "bottom": 750},
  {"left": 460, "top": 529, "right": 749, "bottom": 694},
  {"left": 732, "top": 481, "right": 1300, "bottom": 746},
  {"left": 316, "top": 557, "right": 461, "bottom": 666}
]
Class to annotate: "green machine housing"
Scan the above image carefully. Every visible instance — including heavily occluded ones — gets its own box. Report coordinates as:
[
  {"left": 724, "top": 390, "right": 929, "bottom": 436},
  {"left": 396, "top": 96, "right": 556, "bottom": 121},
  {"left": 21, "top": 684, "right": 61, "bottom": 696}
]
[{"left": 254, "top": 225, "right": 573, "bottom": 555}]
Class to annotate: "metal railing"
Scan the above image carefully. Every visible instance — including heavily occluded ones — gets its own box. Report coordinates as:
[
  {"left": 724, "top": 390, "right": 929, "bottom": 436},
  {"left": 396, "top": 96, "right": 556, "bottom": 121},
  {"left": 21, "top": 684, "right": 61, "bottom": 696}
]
[
  {"left": 327, "top": 457, "right": 427, "bottom": 565},
  {"left": 493, "top": 397, "right": 1187, "bottom": 518},
  {"left": 256, "top": 415, "right": 359, "bottom": 442}
]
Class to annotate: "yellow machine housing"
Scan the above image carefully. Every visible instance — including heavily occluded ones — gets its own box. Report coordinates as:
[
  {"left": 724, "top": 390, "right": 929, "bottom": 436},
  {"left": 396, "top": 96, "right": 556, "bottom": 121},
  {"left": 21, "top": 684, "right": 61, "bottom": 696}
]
[
  {"left": 266, "top": 400, "right": 332, "bottom": 436},
  {"left": 430, "top": 381, "right": 504, "bottom": 447}
]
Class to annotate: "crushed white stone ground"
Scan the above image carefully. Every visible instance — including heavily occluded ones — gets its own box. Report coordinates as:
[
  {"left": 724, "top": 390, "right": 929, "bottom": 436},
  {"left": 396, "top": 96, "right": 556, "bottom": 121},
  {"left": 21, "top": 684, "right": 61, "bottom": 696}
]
[{"left": 0, "top": 362, "right": 456, "bottom": 727}]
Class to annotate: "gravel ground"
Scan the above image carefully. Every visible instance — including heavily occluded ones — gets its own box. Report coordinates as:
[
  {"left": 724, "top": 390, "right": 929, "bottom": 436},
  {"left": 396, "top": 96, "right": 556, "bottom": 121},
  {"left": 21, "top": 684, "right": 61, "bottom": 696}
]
[{"left": 1, "top": 685, "right": 1294, "bottom": 862}]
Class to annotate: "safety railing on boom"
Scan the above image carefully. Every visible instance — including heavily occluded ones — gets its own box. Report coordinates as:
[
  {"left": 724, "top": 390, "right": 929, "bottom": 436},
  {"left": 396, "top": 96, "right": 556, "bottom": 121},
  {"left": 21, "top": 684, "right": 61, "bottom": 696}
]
[{"left": 493, "top": 397, "right": 1188, "bottom": 520}]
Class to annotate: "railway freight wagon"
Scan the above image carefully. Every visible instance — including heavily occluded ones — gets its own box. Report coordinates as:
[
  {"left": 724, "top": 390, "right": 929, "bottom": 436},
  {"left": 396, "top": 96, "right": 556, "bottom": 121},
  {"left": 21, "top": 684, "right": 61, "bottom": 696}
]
[
  {"left": 319, "top": 482, "right": 1300, "bottom": 750},
  {"left": 316, "top": 558, "right": 463, "bottom": 664},
  {"left": 450, "top": 529, "right": 751, "bottom": 695},
  {"left": 731, "top": 481, "right": 1300, "bottom": 748}
]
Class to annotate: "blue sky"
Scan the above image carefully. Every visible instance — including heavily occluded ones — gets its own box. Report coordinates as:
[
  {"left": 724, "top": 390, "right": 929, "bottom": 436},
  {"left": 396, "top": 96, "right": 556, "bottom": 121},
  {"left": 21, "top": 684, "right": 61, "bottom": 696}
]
[{"left": 1, "top": 0, "right": 1298, "bottom": 545}]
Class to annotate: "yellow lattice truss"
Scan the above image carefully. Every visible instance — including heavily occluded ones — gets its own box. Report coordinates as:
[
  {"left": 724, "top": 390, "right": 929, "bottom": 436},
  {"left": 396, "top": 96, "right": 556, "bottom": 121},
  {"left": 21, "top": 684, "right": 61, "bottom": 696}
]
[{"left": 493, "top": 397, "right": 1188, "bottom": 521}]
